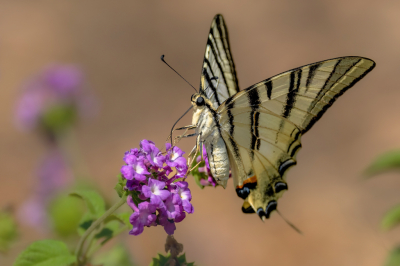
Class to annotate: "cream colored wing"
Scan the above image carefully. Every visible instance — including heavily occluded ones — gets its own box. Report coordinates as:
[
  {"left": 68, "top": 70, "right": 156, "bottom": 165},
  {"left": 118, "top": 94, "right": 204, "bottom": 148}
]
[
  {"left": 200, "top": 14, "right": 240, "bottom": 109},
  {"left": 218, "top": 56, "right": 375, "bottom": 218}
]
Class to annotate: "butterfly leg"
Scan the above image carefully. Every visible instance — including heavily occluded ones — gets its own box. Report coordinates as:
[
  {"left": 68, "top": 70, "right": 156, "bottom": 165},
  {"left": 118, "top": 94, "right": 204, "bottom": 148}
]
[
  {"left": 175, "top": 133, "right": 198, "bottom": 139},
  {"left": 175, "top": 125, "right": 197, "bottom": 131},
  {"left": 187, "top": 133, "right": 202, "bottom": 170}
]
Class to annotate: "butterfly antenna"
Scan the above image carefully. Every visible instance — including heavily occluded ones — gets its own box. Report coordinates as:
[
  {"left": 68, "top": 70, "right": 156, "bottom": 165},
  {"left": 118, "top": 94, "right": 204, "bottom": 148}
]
[
  {"left": 167, "top": 105, "right": 193, "bottom": 146},
  {"left": 276, "top": 209, "right": 303, "bottom": 235},
  {"left": 161, "top": 55, "right": 197, "bottom": 92}
]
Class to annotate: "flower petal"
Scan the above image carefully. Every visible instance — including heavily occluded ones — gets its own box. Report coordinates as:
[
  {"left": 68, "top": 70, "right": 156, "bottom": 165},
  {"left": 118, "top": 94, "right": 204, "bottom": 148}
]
[{"left": 121, "top": 165, "right": 134, "bottom": 180}]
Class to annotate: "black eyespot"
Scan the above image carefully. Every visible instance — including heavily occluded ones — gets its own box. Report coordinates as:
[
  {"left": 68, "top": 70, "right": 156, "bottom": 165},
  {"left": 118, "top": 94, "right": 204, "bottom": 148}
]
[{"left": 196, "top": 96, "right": 205, "bottom": 106}]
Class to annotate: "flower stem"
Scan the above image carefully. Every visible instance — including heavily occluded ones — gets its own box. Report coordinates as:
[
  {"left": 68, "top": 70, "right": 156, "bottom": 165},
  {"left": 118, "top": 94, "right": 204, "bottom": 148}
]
[
  {"left": 75, "top": 196, "right": 126, "bottom": 265},
  {"left": 86, "top": 225, "right": 129, "bottom": 259}
]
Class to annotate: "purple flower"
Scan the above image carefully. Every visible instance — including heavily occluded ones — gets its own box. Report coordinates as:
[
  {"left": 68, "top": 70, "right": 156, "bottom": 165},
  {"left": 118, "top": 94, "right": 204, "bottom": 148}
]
[
  {"left": 140, "top": 140, "right": 165, "bottom": 168},
  {"left": 121, "top": 140, "right": 193, "bottom": 236},
  {"left": 162, "top": 194, "right": 182, "bottom": 220},
  {"left": 165, "top": 143, "right": 187, "bottom": 172},
  {"left": 158, "top": 213, "right": 176, "bottom": 235},
  {"left": 121, "top": 156, "right": 149, "bottom": 182},
  {"left": 15, "top": 64, "right": 96, "bottom": 132},
  {"left": 196, "top": 145, "right": 226, "bottom": 187},
  {"left": 17, "top": 149, "right": 72, "bottom": 230},
  {"left": 142, "top": 179, "right": 170, "bottom": 207},
  {"left": 174, "top": 181, "right": 194, "bottom": 214},
  {"left": 44, "top": 65, "right": 83, "bottom": 97},
  {"left": 127, "top": 196, "right": 157, "bottom": 236}
]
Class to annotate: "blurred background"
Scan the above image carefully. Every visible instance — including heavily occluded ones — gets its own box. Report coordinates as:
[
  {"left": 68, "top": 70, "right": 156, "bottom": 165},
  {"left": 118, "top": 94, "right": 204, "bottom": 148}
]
[{"left": 1, "top": 0, "right": 400, "bottom": 265}]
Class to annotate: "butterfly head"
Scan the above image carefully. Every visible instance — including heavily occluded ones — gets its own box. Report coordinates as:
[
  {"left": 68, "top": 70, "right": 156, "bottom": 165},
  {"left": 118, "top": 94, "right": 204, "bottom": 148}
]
[
  {"left": 190, "top": 93, "right": 214, "bottom": 126},
  {"left": 190, "top": 93, "right": 209, "bottom": 109}
]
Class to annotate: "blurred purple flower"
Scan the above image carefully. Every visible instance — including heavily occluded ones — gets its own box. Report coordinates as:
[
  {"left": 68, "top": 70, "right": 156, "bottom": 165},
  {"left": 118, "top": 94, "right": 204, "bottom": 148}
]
[
  {"left": 15, "top": 64, "right": 96, "bottom": 132},
  {"left": 17, "top": 149, "right": 72, "bottom": 230},
  {"left": 121, "top": 140, "right": 193, "bottom": 236}
]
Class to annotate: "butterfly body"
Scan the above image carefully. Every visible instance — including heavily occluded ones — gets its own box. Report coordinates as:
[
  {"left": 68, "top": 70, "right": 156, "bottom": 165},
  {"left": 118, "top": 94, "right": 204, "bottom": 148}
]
[
  {"left": 183, "top": 14, "right": 375, "bottom": 220},
  {"left": 191, "top": 93, "right": 230, "bottom": 187}
]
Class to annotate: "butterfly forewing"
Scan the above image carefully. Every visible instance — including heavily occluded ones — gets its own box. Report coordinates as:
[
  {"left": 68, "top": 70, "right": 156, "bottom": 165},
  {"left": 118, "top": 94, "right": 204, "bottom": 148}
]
[{"left": 200, "top": 14, "right": 240, "bottom": 108}]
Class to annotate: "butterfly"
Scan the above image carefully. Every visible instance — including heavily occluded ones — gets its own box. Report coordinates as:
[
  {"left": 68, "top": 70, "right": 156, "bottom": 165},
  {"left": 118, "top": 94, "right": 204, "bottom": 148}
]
[{"left": 175, "top": 14, "right": 375, "bottom": 220}]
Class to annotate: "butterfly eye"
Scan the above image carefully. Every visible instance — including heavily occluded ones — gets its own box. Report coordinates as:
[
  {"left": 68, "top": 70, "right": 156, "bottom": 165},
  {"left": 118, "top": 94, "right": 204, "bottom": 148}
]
[{"left": 196, "top": 96, "right": 205, "bottom": 106}]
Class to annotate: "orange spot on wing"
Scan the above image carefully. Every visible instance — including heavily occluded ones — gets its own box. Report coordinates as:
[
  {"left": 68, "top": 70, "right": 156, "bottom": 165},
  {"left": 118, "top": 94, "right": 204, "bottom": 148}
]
[{"left": 236, "top": 175, "right": 257, "bottom": 189}]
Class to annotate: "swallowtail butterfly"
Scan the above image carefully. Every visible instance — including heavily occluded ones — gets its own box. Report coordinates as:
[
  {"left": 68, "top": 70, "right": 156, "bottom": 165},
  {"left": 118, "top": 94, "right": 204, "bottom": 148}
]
[{"left": 177, "top": 14, "right": 375, "bottom": 220}]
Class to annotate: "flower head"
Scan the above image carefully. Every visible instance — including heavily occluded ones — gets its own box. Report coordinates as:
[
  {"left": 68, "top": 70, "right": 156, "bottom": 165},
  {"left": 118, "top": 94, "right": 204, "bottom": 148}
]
[
  {"left": 15, "top": 64, "right": 96, "bottom": 135},
  {"left": 121, "top": 140, "right": 193, "bottom": 236}
]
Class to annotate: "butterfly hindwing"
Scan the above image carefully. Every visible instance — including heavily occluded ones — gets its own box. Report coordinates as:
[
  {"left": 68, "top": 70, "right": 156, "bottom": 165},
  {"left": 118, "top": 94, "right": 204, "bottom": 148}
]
[
  {"left": 200, "top": 14, "right": 240, "bottom": 109},
  {"left": 217, "top": 56, "right": 375, "bottom": 217}
]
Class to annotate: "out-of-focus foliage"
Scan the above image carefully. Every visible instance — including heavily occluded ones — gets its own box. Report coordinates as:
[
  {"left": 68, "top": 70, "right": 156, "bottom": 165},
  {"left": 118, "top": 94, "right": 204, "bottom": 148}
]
[
  {"left": 366, "top": 149, "right": 400, "bottom": 266},
  {"left": 13, "top": 240, "right": 76, "bottom": 266},
  {"left": 48, "top": 194, "right": 85, "bottom": 237},
  {"left": 0, "top": 211, "right": 18, "bottom": 253},
  {"left": 384, "top": 247, "right": 400, "bottom": 266},
  {"left": 92, "top": 244, "right": 135, "bottom": 266},
  {"left": 70, "top": 190, "right": 106, "bottom": 236},
  {"left": 365, "top": 150, "right": 400, "bottom": 176},
  {"left": 150, "top": 253, "right": 194, "bottom": 266},
  {"left": 381, "top": 205, "right": 400, "bottom": 230}
]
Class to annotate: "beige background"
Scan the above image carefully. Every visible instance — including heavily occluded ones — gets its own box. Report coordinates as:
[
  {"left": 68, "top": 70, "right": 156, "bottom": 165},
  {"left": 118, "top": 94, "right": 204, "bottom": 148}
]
[{"left": 1, "top": 0, "right": 400, "bottom": 265}]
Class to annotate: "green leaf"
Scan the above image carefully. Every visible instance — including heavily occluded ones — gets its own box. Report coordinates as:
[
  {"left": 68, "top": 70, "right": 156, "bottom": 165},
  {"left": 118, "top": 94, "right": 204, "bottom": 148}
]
[
  {"left": 92, "top": 244, "right": 135, "bottom": 266},
  {"left": 70, "top": 190, "right": 106, "bottom": 218},
  {"left": 385, "top": 246, "right": 400, "bottom": 266},
  {"left": 149, "top": 253, "right": 195, "bottom": 266},
  {"left": 77, "top": 212, "right": 94, "bottom": 236},
  {"left": 114, "top": 183, "right": 124, "bottom": 198},
  {"left": 13, "top": 240, "right": 75, "bottom": 266},
  {"left": 48, "top": 194, "right": 85, "bottom": 237},
  {"left": 114, "top": 174, "right": 126, "bottom": 198},
  {"left": 177, "top": 253, "right": 187, "bottom": 264},
  {"left": 0, "top": 211, "right": 18, "bottom": 253},
  {"left": 382, "top": 205, "right": 400, "bottom": 230},
  {"left": 365, "top": 150, "right": 400, "bottom": 176}
]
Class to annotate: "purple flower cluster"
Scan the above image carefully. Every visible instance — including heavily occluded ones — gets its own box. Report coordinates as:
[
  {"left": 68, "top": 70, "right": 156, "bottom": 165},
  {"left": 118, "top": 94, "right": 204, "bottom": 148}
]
[
  {"left": 121, "top": 140, "right": 193, "bottom": 236},
  {"left": 15, "top": 64, "right": 96, "bottom": 131}
]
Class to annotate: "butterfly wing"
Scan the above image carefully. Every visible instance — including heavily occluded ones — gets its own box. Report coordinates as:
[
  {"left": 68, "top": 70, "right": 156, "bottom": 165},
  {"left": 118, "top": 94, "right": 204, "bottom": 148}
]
[
  {"left": 200, "top": 14, "right": 240, "bottom": 109},
  {"left": 218, "top": 56, "right": 375, "bottom": 218}
]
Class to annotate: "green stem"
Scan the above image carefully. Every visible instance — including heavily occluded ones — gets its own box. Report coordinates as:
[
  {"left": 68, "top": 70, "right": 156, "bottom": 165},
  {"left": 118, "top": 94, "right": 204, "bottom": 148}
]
[
  {"left": 75, "top": 197, "right": 126, "bottom": 265},
  {"left": 86, "top": 225, "right": 130, "bottom": 259}
]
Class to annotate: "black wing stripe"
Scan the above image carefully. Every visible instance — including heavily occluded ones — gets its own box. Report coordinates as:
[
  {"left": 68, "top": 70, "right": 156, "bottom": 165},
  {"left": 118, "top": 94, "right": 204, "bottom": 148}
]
[
  {"left": 247, "top": 87, "right": 261, "bottom": 158},
  {"left": 204, "top": 70, "right": 221, "bottom": 106},
  {"left": 215, "top": 15, "right": 239, "bottom": 94},
  {"left": 280, "top": 69, "right": 303, "bottom": 121},
  {"left": 206, "top": 37, "right": 229, "bottom": 92},
  {"left": 305, "top": 64, "right": 319, "bottom": 92},
  {"left": 308, "top": 59, "right": 343, "bottom": 112}
]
